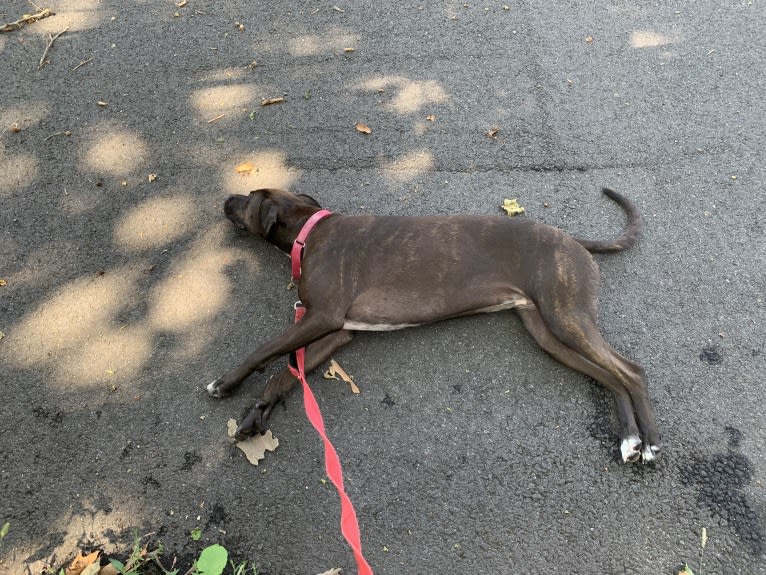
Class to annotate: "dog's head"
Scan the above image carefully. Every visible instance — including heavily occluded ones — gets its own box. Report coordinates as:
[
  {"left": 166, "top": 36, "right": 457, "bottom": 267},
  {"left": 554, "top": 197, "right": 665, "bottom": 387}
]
[{"left": 224, "top": 189, "right": 322, "bottom": 248}]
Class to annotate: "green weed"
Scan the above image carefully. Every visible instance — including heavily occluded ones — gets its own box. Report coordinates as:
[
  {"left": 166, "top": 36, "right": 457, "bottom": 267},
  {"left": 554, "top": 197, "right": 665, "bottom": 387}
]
[
  {"left": 679, "top": 527, "right": 708, "bottom": 575},
  {"left": 108, "top": 530, "right": 169, "bottom": 575},
  {"left": 54, "top": 529, "right": 258, "bottom": 575}
]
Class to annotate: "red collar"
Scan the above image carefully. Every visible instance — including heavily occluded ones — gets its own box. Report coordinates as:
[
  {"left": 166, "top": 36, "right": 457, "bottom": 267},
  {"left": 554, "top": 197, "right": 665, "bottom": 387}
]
[{"left": 290, "top": 210, "right": 333, "bottom": 281}]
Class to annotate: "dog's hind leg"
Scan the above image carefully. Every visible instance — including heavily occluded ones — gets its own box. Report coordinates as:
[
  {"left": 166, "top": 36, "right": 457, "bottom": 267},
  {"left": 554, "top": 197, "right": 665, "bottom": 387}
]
[
  {"left": 234, "top": 329, "right": 355, "bottom": 438},
  {"left": 517, "top": 307, "right": 660, "bottom": 463}
]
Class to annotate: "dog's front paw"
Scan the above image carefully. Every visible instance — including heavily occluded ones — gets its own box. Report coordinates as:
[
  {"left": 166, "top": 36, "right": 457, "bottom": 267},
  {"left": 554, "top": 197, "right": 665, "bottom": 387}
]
[
  {"left": 234, "top": 401, "right": 274, "bottom": 440},
  {"left": 641, "top": 443, "right": 660, "bottom": 464},
  {"left": 620, "top": 435, "right": 642, "bottom": 463},
  {"left": 207, "top": 378, "right": 228, "bottom": 398},
  {"left": 620, "top": 435, "right": 661, "bottom": 464}
]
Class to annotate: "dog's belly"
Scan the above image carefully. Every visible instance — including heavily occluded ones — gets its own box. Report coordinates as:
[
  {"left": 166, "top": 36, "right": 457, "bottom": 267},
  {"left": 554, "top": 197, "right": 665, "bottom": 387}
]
[
  {"left": 341, "top": 320, "right": 420, "bottom": 331},
  {"left": 342, "top": 294, "right": 533, "bottom": 332},
  {"left": 470, "top": 296, "right": 534, "bottom": 314}
]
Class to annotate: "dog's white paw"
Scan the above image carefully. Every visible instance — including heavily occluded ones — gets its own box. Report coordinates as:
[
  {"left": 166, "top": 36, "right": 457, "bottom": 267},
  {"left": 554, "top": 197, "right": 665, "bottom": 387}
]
[
  {"left": 620, "top": 435, "right": 642, "bottom": 463},
  {"left": 207, "top": 378, "right": 223, "bottom": 397},
  {"left": 641, "top": 444, "right": 660, "bottom": 464}
]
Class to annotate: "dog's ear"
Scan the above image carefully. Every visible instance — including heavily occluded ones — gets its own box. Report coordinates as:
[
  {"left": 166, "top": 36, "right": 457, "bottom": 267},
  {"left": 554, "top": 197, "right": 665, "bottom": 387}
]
[
  {"left": 258, "top": 199, "right": 279, "bottom": 237},
  {"left": 296, "top": 193, "right": 322, "bottom": 208}
]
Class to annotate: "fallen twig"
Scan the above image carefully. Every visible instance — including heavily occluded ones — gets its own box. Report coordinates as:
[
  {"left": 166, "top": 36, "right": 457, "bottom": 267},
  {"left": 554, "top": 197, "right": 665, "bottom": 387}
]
[
  {"left": 38, "top": 26, "right": 69, "bottom": 69},
  {"left": 0, "top": 8, "right": 53, "bottom": 33},
  {"left": 44, "top": 130, "right": 71, "bottom": 141},
  {"left": 206, "top": 113, "right": 225, "bottom": 123},
  {"left": 261, "top": 96, "right": 285, "bottom": 106},
  {"left": 71, "top": 57, "right": 93, "bottom": 71}
]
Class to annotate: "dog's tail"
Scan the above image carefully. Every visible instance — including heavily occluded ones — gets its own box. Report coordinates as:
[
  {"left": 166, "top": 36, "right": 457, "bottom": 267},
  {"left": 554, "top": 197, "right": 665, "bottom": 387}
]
[{"left": 575, "top": 188, "right": 642, "bottom": 253}]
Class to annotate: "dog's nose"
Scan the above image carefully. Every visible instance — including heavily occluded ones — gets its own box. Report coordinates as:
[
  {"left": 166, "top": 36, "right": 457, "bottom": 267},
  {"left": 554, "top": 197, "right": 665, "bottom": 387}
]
[
  {"left": 224, "top": 194, "right": 246, "bottom": 215},
  {"left": 224, "top": 194, "right": 249, "bottom": 229}
]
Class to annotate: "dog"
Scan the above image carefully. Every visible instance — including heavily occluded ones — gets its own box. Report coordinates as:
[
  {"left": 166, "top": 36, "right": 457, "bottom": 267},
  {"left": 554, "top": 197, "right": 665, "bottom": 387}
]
[{"left": 208, "top": 187, "right": 661, "bottom": 463}]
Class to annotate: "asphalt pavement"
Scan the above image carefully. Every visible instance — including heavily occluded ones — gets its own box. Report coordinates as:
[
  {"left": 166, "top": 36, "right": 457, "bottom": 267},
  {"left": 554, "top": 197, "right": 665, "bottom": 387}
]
[{"left": 1, "top": 1, "right": 764, "bottom": 574}]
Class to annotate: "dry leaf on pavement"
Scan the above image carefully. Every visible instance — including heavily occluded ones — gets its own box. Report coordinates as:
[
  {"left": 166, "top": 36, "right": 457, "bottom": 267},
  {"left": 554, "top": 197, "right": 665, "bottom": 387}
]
[
  {"left": 355, "top": 122, "right": 372, "bottom": 134},
  {"left": 227, "top": 419, "right": 279, "bottom": 465},
  {"left": 235, "top": 161, "right": 255, "bottom": 175},
  {"left": 501, "top": 198, "right": 525, "bottom": 216},
  {"left": 323, "top": 359, "right": 360, "bottom": 393},
  {"left": 66, "top": 550, "right": 101, "bottom": 575}
]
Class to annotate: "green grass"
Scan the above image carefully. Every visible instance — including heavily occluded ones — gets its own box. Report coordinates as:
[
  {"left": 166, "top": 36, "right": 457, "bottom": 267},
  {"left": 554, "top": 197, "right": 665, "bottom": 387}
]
[{"left": 54, "top": 530, "right": 258, "bottom": 575}]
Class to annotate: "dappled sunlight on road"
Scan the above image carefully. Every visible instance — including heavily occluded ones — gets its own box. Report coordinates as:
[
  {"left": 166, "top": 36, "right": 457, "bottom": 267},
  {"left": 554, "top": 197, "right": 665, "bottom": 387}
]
[
  {"left": 443, "top": 1, "right": 468, "bottom": 21},
  {"left": 7, "top": 495, "right": 148, "bottom": 575},
  {"left": 355, "top": 75, "right": 450, "bottom": 114},
  {"left": 630, "top": 30, "right": 677, "bottom": 49},
  {"left": 3, "top": 241, "right": 79, "bottom": 290},
  {"left": 0, "top": 143, "right": 39, "bottom": 198},
  {"left": 0, "top": 101, "right": 50, "bottom": 132},
  {"left": 9, "top": 470, "right": 238, "bottom": 575},
  {"left": 349, "top": 75, "right": 448, "bottom": 187},
  {"left": 113, "top": 194, "right": 199, "bottom": 252},
  {"left": 5, "top": 266, "right": 145, "bottom": 384},
  {"left": 0, "top": 100, "right": 49, "bottom": 195},
  {"left": 191, "top": 84, "right": 259, "bottom": 122},
  {"left": 33, "top": 0, "right": 106, "bottom": 33},
  {"left": 222, "top": 149, "right": 300, "bottom": 193},
  {"left": 147, "top": 226, "right": 240, "bottom": 333},
  {"left": 83, "top": 127, "right": 149, "bottom": 177},
  {"left": 1, "top": 32, "right": 285, "bottom": 398},
  {"left": 382, "top": 149, "right": 436, "bottom": 182},
  {"left": 59, "top": 323, "right": 153, "bottom": 385},
  {"left": 197, "top": 67, "right": 251, "bottom": 84},
  {"left": 287, "top": 28, "right": 359, "bottom": 57},
  {"left": 6, "top": 210, "right": 259, "bottom": 389}
]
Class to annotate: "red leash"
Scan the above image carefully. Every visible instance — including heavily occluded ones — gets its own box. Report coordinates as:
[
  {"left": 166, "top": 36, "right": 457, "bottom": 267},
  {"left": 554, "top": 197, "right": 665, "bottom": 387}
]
[{"left": 288, "top": 211, "right": 374, "bottom": 575}]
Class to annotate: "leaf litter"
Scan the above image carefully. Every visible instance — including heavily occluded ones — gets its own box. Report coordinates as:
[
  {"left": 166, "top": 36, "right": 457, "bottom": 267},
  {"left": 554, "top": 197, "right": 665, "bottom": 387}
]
[
  {"left": 227, "top": 419, "right": 279, "bottom": 465},
  {"left": 323, "top": 359, "right": 360, "bottom": 393},
  {"left": 501, "top": 198, "right": 525, "bottom": 216},
  {"left": 235, "top": 161, "right": 256, "bottom": 175},
  {"left": 65, "top": 550, "right": 101, "bottom": 575}
]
